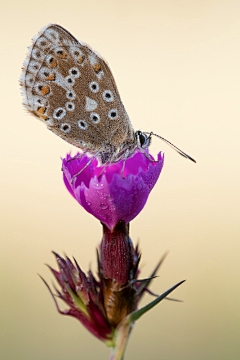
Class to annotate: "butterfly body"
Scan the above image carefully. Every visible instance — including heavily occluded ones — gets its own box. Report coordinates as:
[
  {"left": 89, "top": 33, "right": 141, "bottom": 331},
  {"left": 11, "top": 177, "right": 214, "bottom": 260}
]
[{"left": 20, "top": 24, "right": 196, "bottom": 171}]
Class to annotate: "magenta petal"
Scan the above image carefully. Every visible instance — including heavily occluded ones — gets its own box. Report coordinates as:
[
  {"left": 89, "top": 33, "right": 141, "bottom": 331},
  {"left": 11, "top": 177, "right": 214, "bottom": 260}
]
[{"left": 62, "top": 150, "right": 164, "bottom": 231}]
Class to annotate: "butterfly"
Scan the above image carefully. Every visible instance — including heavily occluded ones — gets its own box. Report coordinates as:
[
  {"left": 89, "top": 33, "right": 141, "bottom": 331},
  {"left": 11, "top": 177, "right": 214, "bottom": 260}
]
[{"left": 20, "top": 24, "right": 195, "bottom": 180}]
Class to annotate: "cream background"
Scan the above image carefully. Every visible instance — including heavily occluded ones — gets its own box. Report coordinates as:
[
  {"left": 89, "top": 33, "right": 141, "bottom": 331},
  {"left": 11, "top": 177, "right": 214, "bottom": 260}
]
[{"left": 1, "top": 0, "right": 240, "bottom": 359}]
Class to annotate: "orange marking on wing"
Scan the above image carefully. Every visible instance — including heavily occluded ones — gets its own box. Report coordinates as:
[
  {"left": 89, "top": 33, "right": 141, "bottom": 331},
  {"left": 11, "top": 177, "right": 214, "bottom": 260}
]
[
  {"left": 49, "top": 58, "right": 57, "bottom": 68},
  {"left": 40, "top": 115, "right": 48, "bottom": 121},
  {"left": 37, "top": 106, "right": 46, "bottom": 114},
  {"left": 78, "top": 55, "right": 85, "bottom": 64},
  {"left": 93, "top": 64, "right": 101, "bottom": 73},
  {"left": 58, "top": 53, "right": 67, "bottom": 59},
  {"left": 41, "top": 86, "right": 50, "bottom": 96},
  {"left": 45, "top": 74, "right": 55, "bottom": 81}
]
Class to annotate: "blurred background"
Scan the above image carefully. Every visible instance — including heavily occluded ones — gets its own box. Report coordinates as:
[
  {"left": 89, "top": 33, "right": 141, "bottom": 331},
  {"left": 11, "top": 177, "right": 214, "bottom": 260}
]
[{"left": 1, "top": 0, "right": 239, "bottom": 359}]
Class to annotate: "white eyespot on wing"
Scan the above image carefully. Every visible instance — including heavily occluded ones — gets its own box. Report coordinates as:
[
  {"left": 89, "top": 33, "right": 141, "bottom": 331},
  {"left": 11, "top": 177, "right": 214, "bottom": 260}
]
[
  {"left": 85, "top": 97, "right": 98, "bottom": 111},
  {"left": 102, "top": 90, "right": 114, "bottom": 102},
  {"left": 66, "top": 90, "right": 76, "bottom": 100},
  {"left": 68, "top": 67, "right": 80, "bottom": 78},
  {"left": 31, "top": 48, "right": 44, "bottom": 61},
  {"left": 75, "top": 139, "right": 93, "bottom": 149},
  {"left": 45, "top": 54, "right": 57, "bottom": 68},
  {"left": 28, "top": 60, "right": 41, "bottom": 74},
  {"left": 65, "top": 75, "right": 75, "bottom": 87},
  {"left": 78, "top": 119, "right": 88, "bottom": 130},
  {"left": 75, "top": 139, "right": 84, "bottom": 146},
  {"left": 36, "top": 36, "right": 49, "bottom": 50},
  {"left": 65, "top": 102, "right": 75, "bottom": 111},
  {"left": 32, "top": 96, "right": 48, "bottom": 110},
  {"left": 53, "top": 72, "right": 69, "bottom": 90},
  {"left": 60, "top": 123, "right": 71, "bottom": 133},
  {"left": 39, "top": 67, "right": 55, "bottom": 81},
  {"left": 31, "top": 97, "right": 48, "bottom": 115},
  {"left": 90, "top": 112, "right": 100, "bottom": 124},
  {"left": 89, "top": 81, "right": 99, "bottom": 93},
  {"left": 88, "top": 54, "right": 98, "bottom": 66},
  {"left": 44, "top": 28, "right": 59, "bottom": 43},
  {"left": 69, "top": 46, "right": 84, "bottom": 63},
  {"left": 25, "top": 73, "right": 35, "bottom": 88},
  {"left": 54, "top": 47, "right": 67, "bottom": 59},
  {"left": 108, "top": 109, "right": 119, "bottom": 120},
  {"left": 70, "top": 46, "right": 83, "bottom": 57},
  {"left": 96, "top": 70, "right": 104, "bottom": 80},
  {"left": 34, "top": 82, "right": 51, "bottom": 97},
  {"left": 53, "top": 107, "right": 66, "bottom": 120}
]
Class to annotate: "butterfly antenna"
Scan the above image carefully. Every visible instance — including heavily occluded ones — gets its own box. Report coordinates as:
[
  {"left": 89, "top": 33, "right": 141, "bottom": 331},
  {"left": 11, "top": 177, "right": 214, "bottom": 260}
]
[{"left": 145, "top": 132, "right": 196, "bottom": 163}]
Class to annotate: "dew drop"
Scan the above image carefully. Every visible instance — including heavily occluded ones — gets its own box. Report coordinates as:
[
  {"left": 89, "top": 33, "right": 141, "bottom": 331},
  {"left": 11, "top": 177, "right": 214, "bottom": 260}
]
[{"left": 100, "top": 203, "right": 108, "bottom": 210}]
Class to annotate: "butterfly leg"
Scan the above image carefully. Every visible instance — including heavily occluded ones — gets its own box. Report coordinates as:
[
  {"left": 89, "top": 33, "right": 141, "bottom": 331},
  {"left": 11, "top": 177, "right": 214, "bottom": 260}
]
[
  {"left": 71, "top": 150, "right": 101, "bottom": 184},
  {"left": 97, "top": 160, "right": 111, "bottom": 179},
  {"left": 121, "top": 149, "right": 130, "bottom": 178},
  {"left": 61, "top": 151, "right": 87, "bottom": 171},
  {"left": 67, "top": 151, "right": 88, "bottom": 163},
  {"left": 137, "top": 145, "right": 158, "bottom": 162}
]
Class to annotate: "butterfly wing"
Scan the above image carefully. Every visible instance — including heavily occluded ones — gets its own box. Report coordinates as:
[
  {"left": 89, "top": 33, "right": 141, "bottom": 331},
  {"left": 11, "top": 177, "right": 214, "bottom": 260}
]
[{"left": 20, "top": 24, "right": 134, "bottom": 152}]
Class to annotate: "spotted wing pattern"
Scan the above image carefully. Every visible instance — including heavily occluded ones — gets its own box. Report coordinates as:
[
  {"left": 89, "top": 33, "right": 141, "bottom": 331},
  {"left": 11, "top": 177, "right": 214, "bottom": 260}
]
[{"left": 20, "top": 24, "right": 133, "bottom": 152}]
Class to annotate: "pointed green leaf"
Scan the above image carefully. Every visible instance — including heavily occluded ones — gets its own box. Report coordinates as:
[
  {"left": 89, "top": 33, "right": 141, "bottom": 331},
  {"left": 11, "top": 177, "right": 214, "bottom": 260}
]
[
  {"left": 138, "top": 252, "right": 168, "bottom": 297},
  {"left": 128, "top": 280, "right": 185, "bottom": 324}
]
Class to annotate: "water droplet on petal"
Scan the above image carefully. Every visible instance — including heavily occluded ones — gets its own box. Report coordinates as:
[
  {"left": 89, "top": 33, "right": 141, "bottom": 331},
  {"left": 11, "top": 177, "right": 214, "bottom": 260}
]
[{"left": 100, "top": 203, "right": 108, "bottom": 210}]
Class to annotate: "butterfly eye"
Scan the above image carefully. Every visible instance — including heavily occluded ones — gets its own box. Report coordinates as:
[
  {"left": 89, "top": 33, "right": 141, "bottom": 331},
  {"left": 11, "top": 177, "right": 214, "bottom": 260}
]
[
  {"left": 69, "top": 67, "right": 80, "bottom": 78},
  {"left": 108, "top": 109, "right": 118, "bottom": 120},
  {"left": 66, "top": 90, "right": 76, "bottom": 100},
  {"left": 65, "top": 75, "right": 75, "bottom": 86},
  {"left": 78, "top": 120, "right": 88, "bottom": 130},
  {"left": 90, "top": 112, "right": 100, "bottom": 124},
  {"left": 65, "top": 102, "right": 75, "bottom": 111},
  {"left": 89, "top": 81, "right": 99, "bottom": 93},
  {"left": 60, "top": 123, "right": 71, "bottom": 133},
  {"left": 103, "top": 90, "right": 114, "bottom": 102},
  {"left": 53, "top": 107, "right": 66, "bottom": 120}
]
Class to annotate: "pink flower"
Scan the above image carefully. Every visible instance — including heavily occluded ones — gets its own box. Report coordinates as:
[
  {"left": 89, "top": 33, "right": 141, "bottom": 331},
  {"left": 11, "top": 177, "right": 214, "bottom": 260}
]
[
  {"left": 62, "top": 150, "right": 164, "bottom": 231},
  {"left": 41, "top": 149, "right": 184, "bottom": 357}
]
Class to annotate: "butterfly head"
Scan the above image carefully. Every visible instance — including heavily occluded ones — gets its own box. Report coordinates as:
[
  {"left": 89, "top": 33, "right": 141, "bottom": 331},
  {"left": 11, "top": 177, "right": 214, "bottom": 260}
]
[{"left": 135, "top": 130, "right": 151, "bottom": 149}]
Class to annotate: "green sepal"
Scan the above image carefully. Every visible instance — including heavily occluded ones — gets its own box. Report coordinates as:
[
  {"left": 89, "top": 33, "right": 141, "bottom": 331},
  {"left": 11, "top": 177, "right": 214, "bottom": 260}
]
[{"left": 128, "top": 280, "right": 185, "bottom": 324}]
